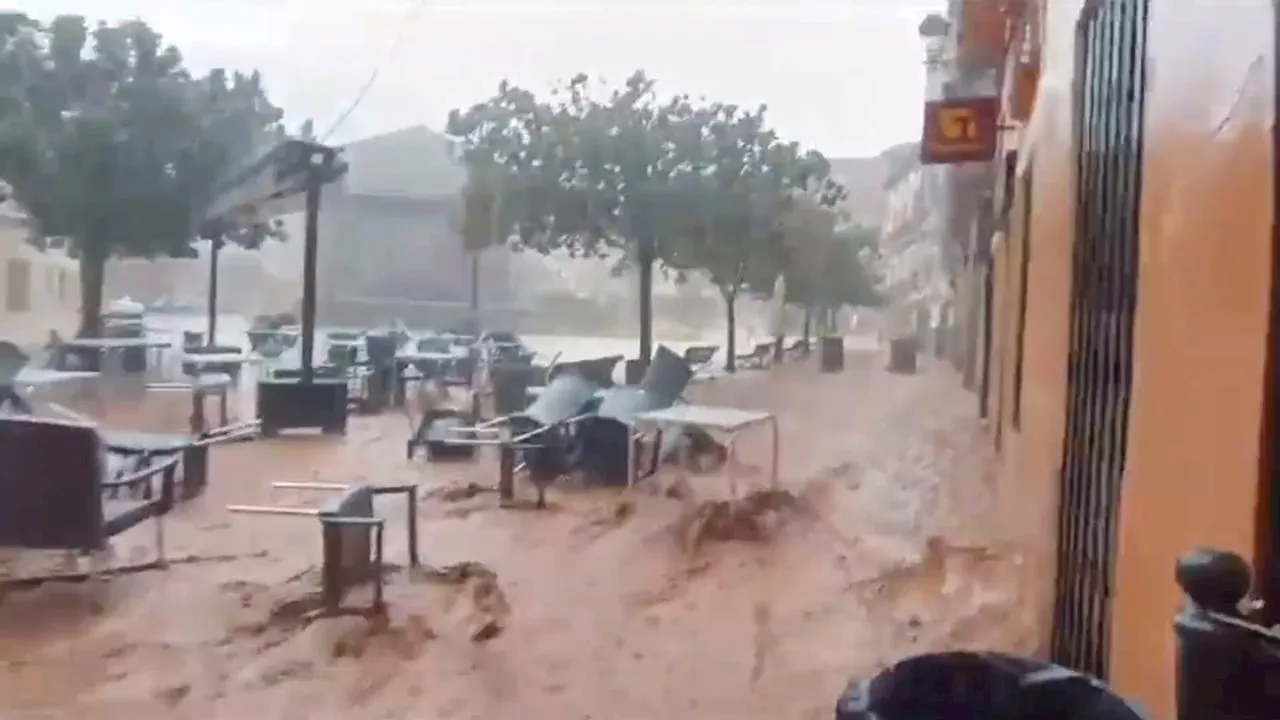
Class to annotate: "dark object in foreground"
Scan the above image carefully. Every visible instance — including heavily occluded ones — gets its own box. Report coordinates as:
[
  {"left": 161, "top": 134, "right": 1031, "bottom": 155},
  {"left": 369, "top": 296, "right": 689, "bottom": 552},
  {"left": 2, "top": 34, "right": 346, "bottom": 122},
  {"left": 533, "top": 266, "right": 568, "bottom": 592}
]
[
  {"left": 834, "top": 650, "right": 1146, "bottom": 720},
  {"left": 1174, "top": 547, "right": 1280, "bottom": 720},
  {"left": 257, "top": 368, "right": 348, "bottom": 436},
  {"left": 0, "top": 415, "right": 178, "bottom": 585}
]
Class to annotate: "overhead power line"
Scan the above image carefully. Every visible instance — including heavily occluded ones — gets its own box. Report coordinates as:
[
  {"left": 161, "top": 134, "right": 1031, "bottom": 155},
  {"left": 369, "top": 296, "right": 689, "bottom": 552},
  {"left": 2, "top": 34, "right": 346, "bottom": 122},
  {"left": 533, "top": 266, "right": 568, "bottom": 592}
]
[{"left": 319, "top": 0, "right": 430, "bottom": 142}]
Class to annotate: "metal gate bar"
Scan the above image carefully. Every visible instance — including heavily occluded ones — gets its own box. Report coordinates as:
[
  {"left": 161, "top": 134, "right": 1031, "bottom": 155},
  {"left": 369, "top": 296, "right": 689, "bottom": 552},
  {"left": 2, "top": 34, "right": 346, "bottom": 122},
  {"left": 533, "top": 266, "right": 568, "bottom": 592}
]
[{"left": 1050, "top": 0, "right": 1149, "bottom": 680}]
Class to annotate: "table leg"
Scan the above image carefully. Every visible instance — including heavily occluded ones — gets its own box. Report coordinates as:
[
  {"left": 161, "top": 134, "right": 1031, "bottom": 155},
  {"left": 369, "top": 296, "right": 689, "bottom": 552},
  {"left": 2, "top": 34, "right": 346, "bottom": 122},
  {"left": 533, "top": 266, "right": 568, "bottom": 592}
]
[
  {"left": 769, "top": 416, "right": 779, "bottom": 489},
  {"left": 726, "top": 436, "right": 740, "bottom": 499},
  {"left": 626, "top": 422, "right": 637, "bottom": 488},
  {"left": 189, "top": 387, "right": 206, "bottom": 434}
]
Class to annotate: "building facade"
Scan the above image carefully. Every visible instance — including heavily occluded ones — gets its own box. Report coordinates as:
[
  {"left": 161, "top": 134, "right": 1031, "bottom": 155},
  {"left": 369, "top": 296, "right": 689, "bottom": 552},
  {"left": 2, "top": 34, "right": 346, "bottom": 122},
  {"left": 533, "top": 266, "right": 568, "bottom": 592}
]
[
  {"left": 879, "top": 164, "right": 949, "bottom": 345},
  {"left": 283, "top": 125, "right": 518, "bottom": 329},
  {"left": 0, "top": 201, "right": 80, "bottom": 347},
  {"left": 310, "top": 191, "right": 515, "bottom": 328},
  {"left": 928, "top": 0, "right": 1277, "bottom": 715}
]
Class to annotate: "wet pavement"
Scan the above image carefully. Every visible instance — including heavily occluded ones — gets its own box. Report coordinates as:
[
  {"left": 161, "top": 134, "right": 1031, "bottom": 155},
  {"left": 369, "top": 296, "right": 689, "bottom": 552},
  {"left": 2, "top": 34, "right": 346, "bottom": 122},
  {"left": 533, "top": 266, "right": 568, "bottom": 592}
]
[{"left": 0, "top": 348, "right": 1040, "bottom": 719}]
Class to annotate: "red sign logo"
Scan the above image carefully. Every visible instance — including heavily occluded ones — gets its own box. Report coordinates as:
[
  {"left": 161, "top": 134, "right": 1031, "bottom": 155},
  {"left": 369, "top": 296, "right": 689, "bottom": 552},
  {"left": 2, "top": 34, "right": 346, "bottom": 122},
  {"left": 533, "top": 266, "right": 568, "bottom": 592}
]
[{"left": 920, "top": 97, "right": 1000, "bottom": 165}]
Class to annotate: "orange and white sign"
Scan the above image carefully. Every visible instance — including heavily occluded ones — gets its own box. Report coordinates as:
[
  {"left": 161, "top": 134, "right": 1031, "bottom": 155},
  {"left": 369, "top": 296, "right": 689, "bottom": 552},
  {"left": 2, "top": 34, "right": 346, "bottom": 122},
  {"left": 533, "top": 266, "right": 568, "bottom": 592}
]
[{"left": 920, "top": 96, "right": 999, "bottom": 165}]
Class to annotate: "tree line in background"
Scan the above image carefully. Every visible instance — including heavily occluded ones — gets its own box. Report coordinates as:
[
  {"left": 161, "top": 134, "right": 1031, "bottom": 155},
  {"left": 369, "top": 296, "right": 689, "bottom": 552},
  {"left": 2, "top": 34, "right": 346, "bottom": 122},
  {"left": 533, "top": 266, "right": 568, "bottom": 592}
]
[
  {"left": 446, "top": 71, "right": 881, "bottom": 371},
  {"left": 0, "top": 13, "right": 296, "bottom": 336},
  {"left": 0, "top": 14, "right": 881, "bottom": 348}
]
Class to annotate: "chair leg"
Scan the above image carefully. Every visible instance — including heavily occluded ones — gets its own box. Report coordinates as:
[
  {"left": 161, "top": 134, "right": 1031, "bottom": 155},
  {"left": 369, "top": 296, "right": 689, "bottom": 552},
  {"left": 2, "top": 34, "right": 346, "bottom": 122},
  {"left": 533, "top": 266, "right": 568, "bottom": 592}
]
[{"left": 154, "top": 515, "right": 167, "bottom": 568}]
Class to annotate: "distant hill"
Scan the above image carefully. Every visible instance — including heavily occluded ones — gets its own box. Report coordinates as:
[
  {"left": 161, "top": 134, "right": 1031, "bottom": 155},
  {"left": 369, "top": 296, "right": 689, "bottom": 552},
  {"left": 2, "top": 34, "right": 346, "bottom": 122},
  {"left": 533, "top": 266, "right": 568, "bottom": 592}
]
[{"left": 828, "top": 142, "right": 919, "bottom": 227}]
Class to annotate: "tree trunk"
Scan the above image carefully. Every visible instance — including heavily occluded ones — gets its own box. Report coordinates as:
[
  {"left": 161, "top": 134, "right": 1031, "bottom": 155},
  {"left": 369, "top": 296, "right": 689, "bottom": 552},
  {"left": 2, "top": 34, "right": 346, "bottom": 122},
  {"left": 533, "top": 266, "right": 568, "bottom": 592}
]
[
  {"left": 802, "top": 306, "right": 812, "bottom": 353},
  {"left": 723, "top": 290, "right": 736, "bottom": 373},
  {"left": 78, "top": 249, "right": 106, "bottom": 338},
  {"left": 469, "top": 251, "right": 481, "bottom": 328},
  {"left": 637, "top": 233, "right": 655, "bottom": 367}
]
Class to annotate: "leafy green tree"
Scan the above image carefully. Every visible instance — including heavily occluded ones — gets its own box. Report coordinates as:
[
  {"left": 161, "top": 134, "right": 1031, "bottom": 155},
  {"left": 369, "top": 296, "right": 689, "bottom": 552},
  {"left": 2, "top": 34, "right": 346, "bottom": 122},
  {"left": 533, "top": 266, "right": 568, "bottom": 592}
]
[
  {"left": 451, "top": 155, "right": 533, "bottom": 334},
  {"left": 768, "top": 200, "right": 881, "bottom": 336},
  {"left": 447, "top": 71, "right": 709, "bottom": 363},
  {"left": 662, "top": 103, "right": 845, "bottom": 371},
  {"left": 0, "top": 13, "right": 291, "bottom": 335}
]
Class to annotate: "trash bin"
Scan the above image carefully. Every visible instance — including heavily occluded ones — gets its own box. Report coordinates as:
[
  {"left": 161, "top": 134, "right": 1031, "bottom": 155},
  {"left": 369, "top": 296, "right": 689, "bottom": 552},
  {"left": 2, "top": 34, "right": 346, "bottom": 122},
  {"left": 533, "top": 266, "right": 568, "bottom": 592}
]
[
  {"left": 819, "top": 336, "right": 844, "bottom": 373},
  {"left": 887, "top": 337, "right": 918, "bottom": 374},
  {"left": 1174, "top": 548, "right": 1280, "bottom": 720},
  {"left": 835, "top": 651, "right": 1147, "bottom": 720}
]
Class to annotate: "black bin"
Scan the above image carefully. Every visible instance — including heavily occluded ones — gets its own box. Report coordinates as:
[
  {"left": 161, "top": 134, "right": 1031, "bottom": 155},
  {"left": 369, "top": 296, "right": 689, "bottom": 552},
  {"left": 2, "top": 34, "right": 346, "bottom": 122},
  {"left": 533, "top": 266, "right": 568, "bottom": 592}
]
[
  {"left": 835, "top": 651, "right": 1146, "bottom": 720},
  {"left": 819, "top": 336, "right": 844, "bottom": 373}
]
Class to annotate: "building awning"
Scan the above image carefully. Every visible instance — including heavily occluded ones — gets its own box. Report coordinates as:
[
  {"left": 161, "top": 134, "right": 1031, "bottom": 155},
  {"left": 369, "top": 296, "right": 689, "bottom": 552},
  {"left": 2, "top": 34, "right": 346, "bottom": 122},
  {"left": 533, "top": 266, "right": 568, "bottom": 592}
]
[{"left": 204, "top": 140, "right": 348, "bottom": 223}]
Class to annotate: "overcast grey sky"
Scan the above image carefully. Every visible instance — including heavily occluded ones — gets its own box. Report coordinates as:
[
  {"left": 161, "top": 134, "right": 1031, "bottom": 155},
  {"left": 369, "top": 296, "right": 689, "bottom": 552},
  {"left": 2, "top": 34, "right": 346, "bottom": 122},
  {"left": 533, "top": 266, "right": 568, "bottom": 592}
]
[{"left": 16, "top": 0, "right": 943, "bottom": 158}]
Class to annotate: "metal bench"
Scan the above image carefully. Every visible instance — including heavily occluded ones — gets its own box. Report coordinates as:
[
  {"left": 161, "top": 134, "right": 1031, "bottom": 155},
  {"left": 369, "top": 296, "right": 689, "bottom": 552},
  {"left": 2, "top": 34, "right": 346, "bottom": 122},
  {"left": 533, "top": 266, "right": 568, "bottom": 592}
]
[
  {"left": 784, "top": 338, "right": 809, "bottom": 359},
  {"left": 682, "top": 345, "right": 719, "bottom": 373},
  {"left": 736, "top": 342, "right": 775, "bottom": 370},
  {"left": 0, "top": 415, "right": 178, "bottom": 586}
]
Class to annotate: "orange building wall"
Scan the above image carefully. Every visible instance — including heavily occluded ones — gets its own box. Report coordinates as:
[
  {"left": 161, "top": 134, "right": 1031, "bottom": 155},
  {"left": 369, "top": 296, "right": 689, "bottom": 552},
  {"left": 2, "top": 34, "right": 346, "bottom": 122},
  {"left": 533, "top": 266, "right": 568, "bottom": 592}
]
[
  {"left": 1112, "top": 2, "right": 1274, "bottom": 716},
  {"left": 983, "top": 0, "right": 1081, "bottom": 671},
  {"left": 988, "top": 0, "right": 1275, "bottom": 716}
]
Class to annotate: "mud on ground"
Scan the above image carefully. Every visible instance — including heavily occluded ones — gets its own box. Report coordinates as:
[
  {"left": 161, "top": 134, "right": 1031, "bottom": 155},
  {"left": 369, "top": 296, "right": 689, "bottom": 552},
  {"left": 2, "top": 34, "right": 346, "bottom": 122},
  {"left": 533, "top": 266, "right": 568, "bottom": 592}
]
[{"left": 0, "top": 351, "right": 1045, "bottom": 719}]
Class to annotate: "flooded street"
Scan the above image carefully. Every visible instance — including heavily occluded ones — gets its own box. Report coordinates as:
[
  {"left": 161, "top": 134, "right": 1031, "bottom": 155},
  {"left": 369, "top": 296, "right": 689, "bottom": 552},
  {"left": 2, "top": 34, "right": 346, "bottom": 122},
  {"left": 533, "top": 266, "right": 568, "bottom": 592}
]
[{"left": 0, "top": 348, "right": 1040, "bottom": 719}]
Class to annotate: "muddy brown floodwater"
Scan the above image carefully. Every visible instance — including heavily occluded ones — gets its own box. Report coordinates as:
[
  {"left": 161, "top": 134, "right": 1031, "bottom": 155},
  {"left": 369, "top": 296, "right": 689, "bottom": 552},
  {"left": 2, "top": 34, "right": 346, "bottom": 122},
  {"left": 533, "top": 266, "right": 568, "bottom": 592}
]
[{"left": 0, "top": 349, "right": 1043, "bottom": 719}]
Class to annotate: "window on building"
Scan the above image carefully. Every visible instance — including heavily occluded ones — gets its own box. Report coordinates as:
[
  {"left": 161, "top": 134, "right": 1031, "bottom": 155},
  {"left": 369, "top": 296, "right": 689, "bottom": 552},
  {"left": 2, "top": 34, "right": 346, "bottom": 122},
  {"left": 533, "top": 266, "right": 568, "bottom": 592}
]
[
  {"left": 56, "top": 269, "right": 67, "bottom": 304},
  {"left": 1011, "top": 165, "right": 1034, "bottom": 429},
  {"left": 5, "top": 258, "right": 30, "bottom": 311}
]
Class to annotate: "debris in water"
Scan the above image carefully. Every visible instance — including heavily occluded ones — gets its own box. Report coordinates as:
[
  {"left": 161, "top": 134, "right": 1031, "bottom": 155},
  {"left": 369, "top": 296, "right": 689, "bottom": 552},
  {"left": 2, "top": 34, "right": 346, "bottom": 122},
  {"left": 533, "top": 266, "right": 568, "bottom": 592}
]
[
  {"left": 673, "top": 488, "right": 802, "bottom": 553},
  {"left": 435, "top": 482, "right": 496, "bottom": 502},
  {"left": 419, "top": 561, "right": 510, "bottom": 642}
]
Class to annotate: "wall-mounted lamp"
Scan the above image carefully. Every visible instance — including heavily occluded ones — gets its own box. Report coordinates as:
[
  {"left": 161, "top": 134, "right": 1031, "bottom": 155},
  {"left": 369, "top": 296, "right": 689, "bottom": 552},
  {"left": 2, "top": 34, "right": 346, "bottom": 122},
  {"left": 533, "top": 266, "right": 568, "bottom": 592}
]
[
  {"left": 919, "top": 13, "right": 952, "bottom": 69},
  {"left": 918, "top": 13, "right": 950, "bottom": 39}
]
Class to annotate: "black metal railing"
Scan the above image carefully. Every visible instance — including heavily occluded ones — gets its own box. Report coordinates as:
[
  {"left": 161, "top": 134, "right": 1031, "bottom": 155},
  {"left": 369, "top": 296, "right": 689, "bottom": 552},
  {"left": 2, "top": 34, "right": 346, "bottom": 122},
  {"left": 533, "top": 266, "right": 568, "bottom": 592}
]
[{"left": 1051, "top": 0, "right": 1149, "bottom": 679}]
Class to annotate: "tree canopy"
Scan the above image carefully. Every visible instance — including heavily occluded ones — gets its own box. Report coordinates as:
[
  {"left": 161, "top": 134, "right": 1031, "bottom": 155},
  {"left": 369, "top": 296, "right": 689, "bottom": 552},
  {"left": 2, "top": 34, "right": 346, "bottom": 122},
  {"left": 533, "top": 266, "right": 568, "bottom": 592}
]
[
  {"left": 0, "top": 13, "right": 294, "bottom": 334},
  {"left": 768, "top": 200, "right": 882, "bottom": 318},
  {"left": 446, "top": 71, "right": 868, "bottom": 365}
]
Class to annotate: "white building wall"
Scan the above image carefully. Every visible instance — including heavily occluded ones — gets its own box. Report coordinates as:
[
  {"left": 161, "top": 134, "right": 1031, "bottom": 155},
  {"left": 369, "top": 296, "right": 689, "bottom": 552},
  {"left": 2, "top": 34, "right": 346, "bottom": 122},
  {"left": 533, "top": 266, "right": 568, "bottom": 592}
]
[{"left": 0, "top": 202, "right": 80, "bottom": 347}]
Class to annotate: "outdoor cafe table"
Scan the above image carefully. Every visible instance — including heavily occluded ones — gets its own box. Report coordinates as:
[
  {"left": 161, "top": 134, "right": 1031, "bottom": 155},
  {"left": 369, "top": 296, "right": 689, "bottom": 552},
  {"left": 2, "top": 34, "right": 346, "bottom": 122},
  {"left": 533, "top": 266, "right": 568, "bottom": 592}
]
[
  {"left": 393, "top": 351, "right": 465, "bottom": 406},
  {"left": 627, "top": 404, "right": 779, "bottom": 495},
  {"left": 60, "top": 337, "right": 170, "bottom": 375},
  {"left": 180, "top": 352, "right": 261, "bottom": 378}
]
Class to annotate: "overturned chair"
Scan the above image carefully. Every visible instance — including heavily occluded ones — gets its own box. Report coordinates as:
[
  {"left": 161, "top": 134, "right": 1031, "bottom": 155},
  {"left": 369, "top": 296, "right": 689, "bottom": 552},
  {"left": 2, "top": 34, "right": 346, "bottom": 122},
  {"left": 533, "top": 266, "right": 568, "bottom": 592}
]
[
  {"left": 101, "top": 420, "right": 259, "bottom": 503},
  {"left": 0, "top": 415, "right": 179, "bottom": 586},
  {"left": 431, "top": 371, "right": 604, "bottom": 507},
  {"left": 227, "top": 482, "right": 420, "bottom": 617},
  {"left": 545, "top": 354, "right": 622, "bottom": 389},
  {"left": 569, "top": 345, "right": 695, "bottom": 488}
]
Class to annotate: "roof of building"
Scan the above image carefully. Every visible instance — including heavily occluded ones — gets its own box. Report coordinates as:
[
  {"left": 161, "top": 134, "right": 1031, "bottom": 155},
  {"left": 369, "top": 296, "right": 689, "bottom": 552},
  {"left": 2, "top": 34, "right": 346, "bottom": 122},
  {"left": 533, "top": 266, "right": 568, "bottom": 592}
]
[
  {"left": 828, "top": 142, "right": 919, "bottom": 226},
  {"left": 338, "top": 125, "right": 465, "bottom": 199}
]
